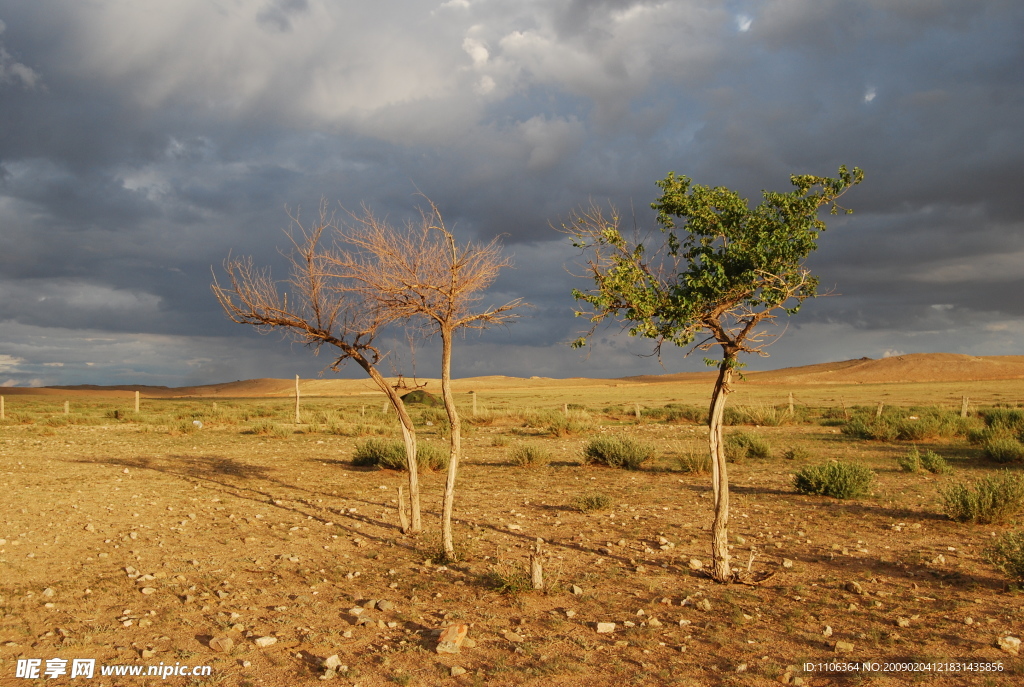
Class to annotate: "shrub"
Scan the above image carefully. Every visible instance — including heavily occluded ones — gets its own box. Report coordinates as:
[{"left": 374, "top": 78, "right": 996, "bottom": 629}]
[
  {"left": 739, "top": 403, "right": 788, "bottom": 427},
  {"left": 783, "top": 446, "right": 810, "bottom": 461},
  {"left": 662, "top": 405, "right": 707, "bottom": 424},
  {"left": 484, "top": 561, "right": 532, "bottom": 594},
  {"left": 983, "top": 436, "right": 1024, "bottom": 463},
  {"left": 793, "top": 461, "right": 874, "bottom": 499},
  {"left": 725, "top": 431, "right": 771, "bottom": 462},
  {"left": 582, "top": 436, "right": 653, "bottom": 470},
  {"left": 401, "top": 389, "right": 440, "bottom": 406},
  {"left": 940, "top": 472, "right": 1024, "bottom": 524},
  {"left": 677, "top": 450, "right": 711, "bottom": 474},
  {"left": 897, "top": 447, "right": 922, "bottom": 473},
  {"left": 980, "top": 408, "right": 1024, "bottom": 433},
  {"left": 547, "top": 415, "right": 591, "bottom": 437},
  {"left": 249, "top": 420, "right": 289, "bottom": 438},
  {"left": 987, "top": 531, "right": 1024, "bottom": 584},
  {"left": 896, "top": 416, "right": 941, "bottom": 441},
  {"left": 572, "top": 492, "right": 612, "bottom": 513},
  {"left": 351, "top": 438, "right": 448, "bottom": 472},
  {"left": 509, "top": 443, "right": 550, "bottom": 468},
  {"left": 920, "top": 449, "right": 952, "bottom": 474}
]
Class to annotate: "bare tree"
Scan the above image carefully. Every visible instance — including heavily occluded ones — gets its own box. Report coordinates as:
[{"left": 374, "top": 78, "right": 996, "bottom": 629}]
[
  {"left": 333, "top": 200, "right": 524, "bottom": 560},
  {"left": 211, "top": 201, "right": 424, "bottom": 533}
]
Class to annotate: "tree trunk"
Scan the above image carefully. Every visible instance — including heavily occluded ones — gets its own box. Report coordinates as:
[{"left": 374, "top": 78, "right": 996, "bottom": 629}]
[
  {"left": 707, "top": 353, "right": 735, "bottom": 583},
  {"left": 362, "top": 362, "right": 421, "bottom": 533},
  {"left": 439, "top": 328, "right": 462, "bottom": 561}
]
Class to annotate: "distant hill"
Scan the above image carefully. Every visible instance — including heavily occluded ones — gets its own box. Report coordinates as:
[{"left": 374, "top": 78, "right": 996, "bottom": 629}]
[{"left": 5, "top": 353, "right": 1024, "bottom": 397}]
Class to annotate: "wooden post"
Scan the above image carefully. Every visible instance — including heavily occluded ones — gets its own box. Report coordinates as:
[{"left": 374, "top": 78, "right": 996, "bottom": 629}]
[
  {"left": 64, "top": 400, "right": 69, "bottom": 415},
  {"left": 563, "top": 403, "right": 568, "bottom": 416},
  {"left": 471, "top": 391, "right": 477, "bottom": 416},
  {"left": 360, "top": 404, "right": 365, "bottom": 416},
  {"left": 134, "top": 390, "right": 140, "bottom": 413},
  {"left": 840, "top": 397, "right": 848, "bottom": 421},
  {"left": 0, "top": 395, "right": 4, "bottom": 420},
  {"left": 788, "top": 392, "right": 794, "bottom": 415},
  {"left": 294, "top": 375, "right": 301, "bottom": 424},
  {"left": 875, "top": 402, "right": 884, "bottom": 419},
  {"left": 383, "top": 401, "right": 389, "bottom": 414},
  {"left": 961, "top": 396, "right": 969, "bottom": 418},
  {"left": 634, "top": 403, "right": 641, "bottom": 420},
  {"left": 530, "top": 540, "right": 544, "bottom": 590}
]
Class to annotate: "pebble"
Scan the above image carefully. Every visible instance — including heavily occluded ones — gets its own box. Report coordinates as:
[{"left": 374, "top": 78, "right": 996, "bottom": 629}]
[
  {"left": 998, "top": 635, "right": 1020, "bottom": 656},
  {"left": 254, "top": 636, "right": 277, "bottom": 648},
  {"left": 323, "top": 655, "right": 344, "bottom": 670},
  {"left": 436, "top": 624, "right": 469, "bottom": 654},
  {"left": 688, "top": 558, "right": 703, "bottom": 571},
  {"left": 450, "top": 666, "right": 467, "bottom": 677},
  {"left": 834, "top": 641, "right": 855, "bottom": 653},
  {"left": 596, "top": 622, "right": 616, "bottom": 634},
  {"left": 570, "top": 585, "right": 583, "bottom": 596},
  {"left": 782, "top": 559, "right": 794, "bottom": 569},
  {"left": 140, "top": 587, "right": 156, "bottom": 595},
  {"left": 209, "top": 637, "right": 234, "bottom": 653},
  {"left": 845, "top": 581, "right": 863, "bottom": 595}
]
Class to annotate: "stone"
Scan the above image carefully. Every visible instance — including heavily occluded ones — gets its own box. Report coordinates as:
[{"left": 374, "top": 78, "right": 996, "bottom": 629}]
[
  {"left": 209, "top": 636, "right": 234, "bottom": 653},
  {"left": 436, "top": 624, "right": 469, "bottom": 654},
  {"left": 502, "top": 631, "right": 524, "bottom": 643},
  {"left": 897, "top": 617, "right": 911, "bottom": 628},
  {"left": 647, "top": 617, "right": 663, "bottom": 628},
  {"left": 377, "top": 600, "right": 395, "bottom": 612},
  {"left": 834, "top": 641, "right": 855, "bottom": 653},
  {"left": 462, "top": 639, "right": 476, "bottom": 649},
  {"left": 822, "top": 626, "right": 832, "bottom": 637},
  {"left": 845, "top": 581, "right": 863, "bottom": 595},
  {"left": 570, "top": 585, "right": 583, "bottom": 596},
  {"left": 565, "top": 610, "right": 576, "bottom": 618},
  {"left": 696, "top": 598, "right": 712, "bottom": 612},
  {"left": 140, "top": 587, "right": 156, "bottom": 595},
  {"left": 254, "top": 636, "right": 277, "bottom": 648},
  {"left": 782, "top": 559, "right": 794, "bottom": 569},
  {"left": 323, "top": 655, "right": 343, "bottom": 670},
  {"left": 450, "top": 666, "right": 467, "bottom": 677},
  {"left": 42, "top": 588, "right": 56, "bottom": 598},
  {"left": 596, "top": 622, "right": 616, "bottom": 633},
  {"left": 687, "top": 558, "right": 704, "bottom": 571},
  {"left": 998, "top": 635, "right": 1021, "bottom": 656}
]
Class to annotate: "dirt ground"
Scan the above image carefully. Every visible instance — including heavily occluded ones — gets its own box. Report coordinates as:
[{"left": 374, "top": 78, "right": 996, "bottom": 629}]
[{"left": 2, "top": 362, "right": 1024, "bottom": 686}]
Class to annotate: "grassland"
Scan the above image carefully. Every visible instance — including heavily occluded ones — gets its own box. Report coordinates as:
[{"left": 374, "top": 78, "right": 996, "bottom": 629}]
[{"left": 2, "top": 361, "right": 1024, "bottom": 686}]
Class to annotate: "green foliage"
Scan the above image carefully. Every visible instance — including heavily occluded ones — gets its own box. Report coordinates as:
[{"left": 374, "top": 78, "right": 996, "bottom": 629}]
[
  {"left": 725, "top": 431, "right": 771, "bottom": 461},
  {"left": 793, "top": 461, "right": 874, "bottom": 499},
  {"left": 401, "top": 389, "right": 440, "bottom": 406},
  {"left": 351, "top": 438, "right": 448, "bottom": 472},
  {"left": 509, "top": 443, "right": 551, "bottom": 468},
  {"left": 572, "top": 492, "right": 612, "bottom": 513},
  {"left": 568, "top": 166, "right": 863, "bottom": 351},
  {"left": 677, "top": 450, "right": 712, "bottom": 474},
  {"left": 582, "top": 436, "right": 654, "bottom": 470},
  {"left": 987, "top": 531, "right": 1024, "bottom": 584},
  {"left": 897, "top": 447, "right": 950, "bottom": 474},
  {"left": 248, "top": 420, "right": 289, "bottom": 438},
  {"left": 783, "top": 446, "right": 810, "bottom": 461},
  {"left": 983, "top": 436, "right": 1024, "bottom": 463},
  {"left": 547, "top": 415, "right": 591, "bottom": 437},
  {"left": 980, "top": 408, "right": 1024, "bottom": 433},
  {"left": 940, "top": 473, "right": 1024, "bottom": 524}
]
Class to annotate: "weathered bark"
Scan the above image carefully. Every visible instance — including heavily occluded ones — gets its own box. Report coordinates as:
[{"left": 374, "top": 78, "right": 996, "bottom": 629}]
[
  {"left": 439, "top": 328, "right": 463, "bottom": 560},
  {"left": 362, "top": 361, "right": 421, "bottom": 533},
  {"left": 708, "top": 352, "right": 736, "bottom": 583}
]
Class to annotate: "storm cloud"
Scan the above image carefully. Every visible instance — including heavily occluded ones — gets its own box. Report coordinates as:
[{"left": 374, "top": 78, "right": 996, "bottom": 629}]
[{"left": 0, "top": 0, "right": 1021, "bottom": 386}]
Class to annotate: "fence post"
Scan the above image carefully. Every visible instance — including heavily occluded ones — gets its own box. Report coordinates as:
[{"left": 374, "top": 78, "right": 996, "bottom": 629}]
[
  {"left": 788, "top": 392, "right": 794, "bottom": 415},
  {"left": 876, "top": 402, "right": 884, "bottom": 419},
  {"left": 471, "top": 391, "right": 477, "bottom": 416},
  {"left": 961, "top": 396, "right": 969, "bottom": 418},
  {"left": 64, "top": 400, "right": 69, "bottom": 415},
  {"left": 1, "top": 395, "right": 4, "bottom": 420},
  {"left": 135, "top": 390, "right": 140, "bottom": 413}
]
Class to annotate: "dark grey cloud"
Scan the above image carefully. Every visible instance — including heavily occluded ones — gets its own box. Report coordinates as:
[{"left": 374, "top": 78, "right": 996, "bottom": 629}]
[{"left": 0, "top": 0, "right": 1021, "bottom": 386}]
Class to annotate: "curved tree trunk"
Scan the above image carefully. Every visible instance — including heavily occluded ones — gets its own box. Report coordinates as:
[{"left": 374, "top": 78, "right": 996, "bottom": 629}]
[
  {"left": 362, "top": 362, "right": 421, "bottom": 533},
  {"left": 438, "top": 328, "right": 462, "bottom": 561},
  {"left": 708, "top": 352, "right": 736, "bottom": 583}
]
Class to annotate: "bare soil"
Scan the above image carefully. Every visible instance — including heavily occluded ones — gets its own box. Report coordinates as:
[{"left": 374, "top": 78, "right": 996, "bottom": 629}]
[{"left": 2, "top": 355, "right": 1024, "bottom": 686}]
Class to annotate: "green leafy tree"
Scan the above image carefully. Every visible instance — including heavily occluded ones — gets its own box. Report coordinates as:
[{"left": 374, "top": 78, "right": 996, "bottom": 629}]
[{"left": 565, "top": 166, "right": 863, "bottom": 583}]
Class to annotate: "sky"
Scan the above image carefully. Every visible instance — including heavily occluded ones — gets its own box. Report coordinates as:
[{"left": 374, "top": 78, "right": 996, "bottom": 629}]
[{"left": 0, "top": 0, "right": 1022, "bottom": 387}]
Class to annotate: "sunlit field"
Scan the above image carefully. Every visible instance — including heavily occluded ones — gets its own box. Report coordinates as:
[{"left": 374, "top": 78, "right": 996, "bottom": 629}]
[{"left": 2, "top": 368, "right": 1024, "bottom": 685}]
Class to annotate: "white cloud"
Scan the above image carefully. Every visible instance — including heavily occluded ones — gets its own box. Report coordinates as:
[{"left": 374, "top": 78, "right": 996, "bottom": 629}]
[
  {"left": 736, "top": 14, "right": 753, "bottom": 32},
  {"left": 0, "top": 20, "right": 43, "bottom": 89},
  {"left": 864, "top": 86, "right": 877, "bottom": 102},
  {"left": 0, "top": 354, "right": 25, "bottom": 372},
  {"left": 518, "top": 115, "right": 585, "bottom": 170}
]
